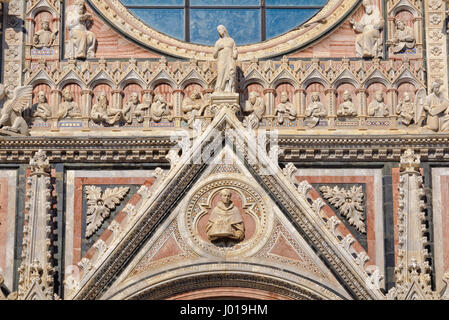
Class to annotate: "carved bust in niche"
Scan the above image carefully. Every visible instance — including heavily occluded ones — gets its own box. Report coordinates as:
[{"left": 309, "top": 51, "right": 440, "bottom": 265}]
[
  {"left": 243, "top": 91, "right": 265, "bottom": 129},
  {"left": 33, "top": 20, "right": 58, "bottom": 49},
  {"left": 58, "top": 88, "right": 82, "bottom": 120},
  {"left": 396, "top": 92, "right": 415, "bottom": 125},
  {"left": 150, "top": 94, "right": 173, "bottom": 122},
  {"left": 368, "top": 90, "right": 389, "bottom": 117},
  {"left": 206, "top": 189, "right": 245, "bottom": 247},
  {"left": 32, "top": 91, "right": 52, "bottom": 121},
  {"left": 305, "top": 92, "right": 326, "bottom": 128},
  {"left": 275, "top": 92, "right": 296, "bottom": 124},
  {"left": 390, "top": 19, "right": 416, "bottom": 54},
  {"left": 337, "top": 90, "right": 357, "bottom": 117}
]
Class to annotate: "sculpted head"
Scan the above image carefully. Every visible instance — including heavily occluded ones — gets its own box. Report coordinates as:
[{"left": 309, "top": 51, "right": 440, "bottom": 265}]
[
  {"left": 280, "top": 92, "right": 289, "bottom": 103},
  {"left": 375, "top": 90, "right": 383, "bottom": 102},
  {"left": 154, "top": 94, "right": 165, "bottom": 103},
  {"left": 403, "top": 92, "right": 411, "bottom": 102},
  {"left": 363, "top": 0, "right": 373, "bottom": 14},
  {"left": 37, "top": 91, "right": 47, "bottom": 103},
  {"left": 130, "top": 92, "right": 139, "bottom": 104},
  {"left": 311, "top": 92, "right": 320, "bottom": 102},
  {"left": 62, "top": 88, "right": 73, "bottom": 102},
  {"left": 220, "top": 189, "right": 233, "bottom": 206},
  {"left": 431, "top": 81, "right": 441, "bottom": 94},
  {"left": 41, "top": 20, "right": 50, "bottom": 31},
  {"left": 98, "top": 92, "right": 107, "bottom": 104},
  {"left": 75, "top": 0, "right": 86, "bottom": 14},
  {"left": 395, "top": 19, "right": 405, "bottom": 31},
  {"left": 217, "top": 25, "right": 229, "bottom": 38},
  {"left": 343, "top": 90, "right": 352, "bottom": 101},
  {"left": 249, "top": 91, "right": 259, "bottom": 104}
]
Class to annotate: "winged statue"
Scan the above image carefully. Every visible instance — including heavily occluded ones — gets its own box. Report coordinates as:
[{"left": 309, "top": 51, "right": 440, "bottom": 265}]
[
  {"left": 0, "top": 84, "right": 33, "bottom": 136},
  {"left": 85, "top": 186, "right": 130, "bottom": 238}
]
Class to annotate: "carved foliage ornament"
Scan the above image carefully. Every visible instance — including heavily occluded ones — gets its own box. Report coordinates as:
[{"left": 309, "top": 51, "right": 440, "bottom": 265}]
[
  {"left": 85, "top": 186, "right": 130, "bottom": 238},
  {"left": 319, "top": 185, "right": 366, "bottom": 233}
]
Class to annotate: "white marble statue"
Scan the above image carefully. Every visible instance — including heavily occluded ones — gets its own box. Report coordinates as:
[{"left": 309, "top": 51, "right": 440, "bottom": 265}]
[
  {"left": 390, "top": 19, "right": 415, "bottom": 54},
  {"left": 32, "top": 91, "right": 52, "bottom": 121},
  {"left": 33, "top": 20, "right": 58, "bottom": 49},
  {"left": 396, "top": 92, "right": 415, "bottom": 126},
  {"left": 0, "top": 85, "right": 33, "bottom": 136},
  {"left": 150, "top": 94, "right": 172, "bottom": 122},
  {"left": 58, "top": 88, "right": 82, "bottom": 120},
  {"left": 243, "top": 91, "right": 265, "bottom": 129},
  {"left": 213, "top": 25, "right": 238, "bottom": 93},
  {"left": 416, "top": 81, "right": 449, "bottom": 132},
  {"left": 350, "top": 0, "right": 384, "bottom": 58},
  {"left": 90, "top": 92, "right": 122, "bottom": 125},
  {"left": 368, "top": 90, "right": 389, "bottom": 117},
  {"left": 123, "top": 92, "right": 148, "bottom": 124},
  {"left": 305, "top": 92, "right": 327, "bottom": 128},
  {"left": 337, "top": 91, "right": 357, "bottom": 117},
  {"left": 66, "top": 0, "right": 96, "bottom": 59},
  {"left": 275, "top": 92, "right": 296, "bottom": 125}
]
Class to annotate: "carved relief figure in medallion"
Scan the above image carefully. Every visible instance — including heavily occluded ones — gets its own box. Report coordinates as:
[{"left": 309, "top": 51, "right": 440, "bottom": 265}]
[
  {"left": 66, "top": 0, "right": 96, "bottom": 59},
  {"left": 390, "top": 19, "right": 416, "bottom": 54},
  {"left": 58, "top": 88, "right": 82, "bottom": 120},
  {"left": 213, "top": 25, "right": 238, "bottom": 93},
  {"left": 123, "top": 92, "right": 147, "bottom": 124},
  {"left": 33, "top": 20, "right": 58, "bottom": 49},
  {"left": 396, "top": 92, "right": 415, "bottom": 125},
  {"left": 275, "top": 92, "right": 296, "bottom": 125},
  {"left": 243, "top": 91, "right": 265, "bottom": 129},
  {"left": 368, "top": 90, "right": 389, "bottom": 117},
  {"left": 150, "top": 94, "right": 173, "bottom": 122},
  {"left": 206, "top": 189, "right": 245, "bottom": 246},
  {"left": 32, "top": 91, "right": 52, "bottom": 121},
  {"left": 90, "top": 92, "right": 122, "bottom": 125},
  {"left": 305, "top": 92, "right": 327, "bottom": 128},
  {"left": 349, "top": 0, "right": 384, "bottom": 58},
  {"left": 337, "top": 90, "right": 357, "bottom": 117},
  {"left": 182, "top": 89, "right": 211, "bottom": 127},
  {"left": 417, "top": 81, "right": 449, "bottom": 132}
]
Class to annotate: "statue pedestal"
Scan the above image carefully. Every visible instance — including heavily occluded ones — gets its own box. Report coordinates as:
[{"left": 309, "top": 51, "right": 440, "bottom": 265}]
[{"left": 211, "top": 92, "right": 239, "bottom": 105}]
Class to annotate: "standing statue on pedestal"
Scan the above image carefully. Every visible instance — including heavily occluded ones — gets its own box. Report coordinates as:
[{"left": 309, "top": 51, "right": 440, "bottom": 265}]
[
  {"left": 350, "top": 0, "right": 384, "bottom": 58},
  {"left": 0, "top": 84, "right": 33, "bottom": 136},
  {"left": 66, "top": 0, "right": 96, "bottom": 59},
  {"left": 213, "top": 25, "right": 238, "bottom": 93}
]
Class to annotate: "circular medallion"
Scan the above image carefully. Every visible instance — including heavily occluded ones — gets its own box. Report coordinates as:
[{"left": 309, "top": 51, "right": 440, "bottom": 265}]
[{"left": 179, "top": 175, "right": 273, "bottom": 258}]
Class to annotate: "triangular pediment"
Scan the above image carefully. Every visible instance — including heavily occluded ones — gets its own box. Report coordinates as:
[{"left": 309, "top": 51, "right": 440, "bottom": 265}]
[{"left": 66, "top": 106, "right": 385, "bottom": 300}]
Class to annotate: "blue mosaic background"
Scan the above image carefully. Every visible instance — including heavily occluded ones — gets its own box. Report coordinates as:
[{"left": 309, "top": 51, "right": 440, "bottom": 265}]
[{"left": 121, "top": 0, "right": 327, "bottom": 45}]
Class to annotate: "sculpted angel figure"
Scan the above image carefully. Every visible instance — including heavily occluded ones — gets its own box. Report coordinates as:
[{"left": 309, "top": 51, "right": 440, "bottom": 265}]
[
  {"left": 58, "top": 88, "right": 82, "bottom": 120},
  {"left": 305, "top": 92, "right": 327, "bottom": 128},
  {"left": 368, "top": 91, "right": 389, "bottom": 117},
  {"left": 337, "top": 91, "right": 357, "bottom": 117},
  {"left": 390, "top": 19, "right": 415, "bottom": 54},
  {"left": 214, "top": 25, "right": 238, "bottom": 93},
  {"left": 416, "top": 81, "right": 449, "bottom": 132},
  {"left": 396, "top": 92, "right": 415, "bottom": 125},
  {"left": 33, "top": 20, "right": 58, "bottom": 49},
  {"left": 90, "top": 92, "right": 122, "bottom": 125},
  {"left": 206, "top": 189, "right": 245, "bottom": 246},
  {"left": 32, "top": 91, "right": 52, "bottom": 121},
  {"left": 0, "top": 85, "right": 33, "bottom": 136},
  {"left": 66, "top": 0, "right": 96, "bottom": 59},
  {"left": 150, "top": 94, "right": 173, "bottom": 122},
  {"left": 275, "top": 92, "right": 297, "bottom": 125},
  {"left": 243, "top": 91, "right": 265, "bottom": 129},
  {"left": 349, "top": 0, "right": 384, "bottom": 58}
]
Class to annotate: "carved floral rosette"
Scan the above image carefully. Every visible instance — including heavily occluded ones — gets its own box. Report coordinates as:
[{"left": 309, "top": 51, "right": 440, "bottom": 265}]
[{"left": 178, "top": 175, "right": 273, "bottom": 258}]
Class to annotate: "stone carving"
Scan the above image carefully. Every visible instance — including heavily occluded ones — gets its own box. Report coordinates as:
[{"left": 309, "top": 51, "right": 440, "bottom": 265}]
[
  {"left": 58, "top": 88, "right": 82, "bottom": 120},
  {"left": 319, "top": 185, "right": 366, "bottom": 233},
  {"left": 213, "top": 25, "right": 238, "bottom": 93},
  {"left": 0, "top": 273, "right": 17, "bottom": 300},
  {"left": 337, "top": 90, "right": 357, "bottom": 117},
  {"left": 368, "top": 91, "right": 389, "bottom": 117},
  {"left": 305, "top": 92, "right": 327, "bottom": 128},
  {"left": 390, "top": 19, "right": 416, "bottom": 54},
  {"left": 123, "top": 92, "right": 148, "bottom": 124},
  {"left": 396, "top": 92, "right": 415, "bottom": 125},
  {"left": 182, "top": 90, "right": 212, "bottom": 127},
  {"left": 0, "top": 84, "right": 33, "bottom": 136},
  {"left": 85, "top": 186, "right": 130, "bottom": 238},
  {"left": 29, "top": 149, "right": 50, "bottom": 176},
  {"left": 32, "top": 91, "right": 52, "bottom": 121},
  {"left": 66, "top": 0, "right": 96, "bottom": 59},
  {"left": 243, "top": 92, "right": 265, "bottom": 129},
  {"left": 416, "top": 81, "right": 449, "bottom": 132},
  {"left": 275, "top": 92, "right": 296, "bottom": 125},
  {"left": 350, "top": 0, "right": 384, "bottom": 58},
  {"left": 150, "top": 94, "right": 173, "bottom": 123},
  {"left": 90, "top": 92, "right": 122, "bottom": 125},
  {"left": 206, "top": 189, "right": 245, "bottom": 246},
  {"left": 33, "top": 19, "right": 58, "bottom": 49}
]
